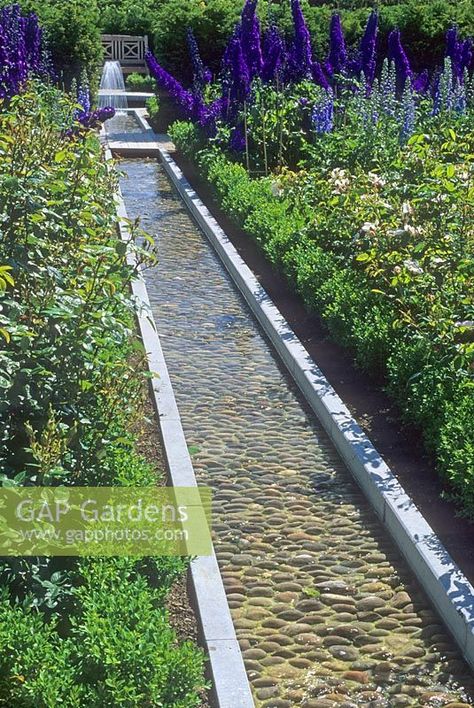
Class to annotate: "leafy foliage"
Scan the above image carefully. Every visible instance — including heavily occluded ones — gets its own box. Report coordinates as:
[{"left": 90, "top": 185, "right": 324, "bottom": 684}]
[
  {"left": 0, "top": 85, "right": 206, "bottom": 704},
  {"left": 126, "top": 72, "right": 156, "bottom": 92}
]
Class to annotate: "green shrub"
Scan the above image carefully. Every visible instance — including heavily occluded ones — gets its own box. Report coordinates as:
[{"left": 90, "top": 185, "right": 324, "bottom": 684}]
[
  {"left": 126, "top": 72, "right": 156, "bottom": 92},
  {"left": 195, "top": 133, "right": 474, "bottom": 515},
  {"left": 439, "top": 391, "right": 474, "bottom": 512},
  {"left": 0, "top": 589, "right": 77, "bottom": 707},
  {"left": 0, "top": 85, "right": 207, "bottom": 705},
  {"left": 151, "top": 0, "right": 241, "bottom": 83},
  {"left": 97, "top": 0, "right": 156, "bottom": 37},
  {"left": 0, "top": 559, "right": 206, "bottom": 707},
  {"left": 69, "top": 558, "right": 205, "bottom": 707},
  {"left": 146, "top": 94, "right": 160, "bottom": 120}
]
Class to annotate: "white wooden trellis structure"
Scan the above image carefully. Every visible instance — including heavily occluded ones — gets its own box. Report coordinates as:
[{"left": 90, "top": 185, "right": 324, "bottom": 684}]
[{"left": 101, "top": 35, "right": 149, "bottom": 73}]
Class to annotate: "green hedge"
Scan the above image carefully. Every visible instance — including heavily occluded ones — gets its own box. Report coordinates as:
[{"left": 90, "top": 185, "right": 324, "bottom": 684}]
[
  {"left": 171, "top": 128, "right": 474, "bottom": 517},
  {"left": 0, "top": 85, "right": 206, "bottom": 705}
]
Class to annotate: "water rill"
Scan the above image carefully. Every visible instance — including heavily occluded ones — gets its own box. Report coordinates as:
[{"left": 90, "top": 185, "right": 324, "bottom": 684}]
[{"left": 119, "top": 158, "right": 474, "bottom": 707}]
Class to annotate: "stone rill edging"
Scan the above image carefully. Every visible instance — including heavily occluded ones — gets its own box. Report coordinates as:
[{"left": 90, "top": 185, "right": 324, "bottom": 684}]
[
  {"left": 150, "top": 141, "right": 474, "bottom": 672},
  {"left": 104, "top": 147, "right": 255, "bottom": 708}
]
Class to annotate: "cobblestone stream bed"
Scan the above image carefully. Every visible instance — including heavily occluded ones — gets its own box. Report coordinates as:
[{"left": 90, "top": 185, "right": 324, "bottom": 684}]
[{"left": 120, "top": 158, "right": 474, "bottom": 708}]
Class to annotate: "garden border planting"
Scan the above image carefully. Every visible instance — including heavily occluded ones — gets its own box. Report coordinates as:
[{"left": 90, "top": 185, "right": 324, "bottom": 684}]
[
  {"left": 128, "top": 124, "right": 474, "bottom": 672},
  {"left": 105, "top": 147, "right": 254, "bottom": 708}
]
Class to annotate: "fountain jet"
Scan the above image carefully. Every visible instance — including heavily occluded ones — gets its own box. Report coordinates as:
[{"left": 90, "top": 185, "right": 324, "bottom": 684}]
[{"left": 98, "top": 61, "right": 128, "bottom": 110}]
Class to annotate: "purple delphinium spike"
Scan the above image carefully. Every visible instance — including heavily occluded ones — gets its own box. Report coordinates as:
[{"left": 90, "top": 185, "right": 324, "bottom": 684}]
[
  {"left": 74, "top": 106, "right": 116, "bottom": 133},
  {"left": 229, "top": 124, "right": 246, "bottom": 152},
  {"left": 288, "top": 0, "right": 313, "bottom": 81},
  {"left": 24, "top": 13, "right": 42, "bottom": 72},
  {"left": 228, "top": 35, "right": 251, "bottom": 104},
  {"left": 446, "top": 26, "right": 462, "bottom": 81},
  {"left": 0, "top": 4, "right": 50, "bottom": 97},
  {"left": 146, "top": 51, "right": 194, "bottom": 115},
  {"left": 240, "top": 0, "right": 263, "bottom": 79},
  {"left": 186, "top": 28, "right": 211, "bottom": 94},
  {"left": 360, "top": 10, "right": 378, "bottom": 87},
  {"left": 261, "top": 25, "right": 285, "bottom": 83},
  {"left": 0, "top": 24, "right": 9, "bottom": 99},
  {"left": 461, "top": 38, "right": 473, "bottom": 74},
  {"left": 327, "top": 14, "right": 347, "bottom": 75},
  {"left": 388, "top": 29, "right": 412, "bottom": 94},
  {"left": 312, "top": 61, "right": 330, "bottom": 90},
  {"left": 222, "top": 24, "right": 240, "bottom": 75},
  {"left": 413, "top": 69, "right": 429, "bottom": 94}
]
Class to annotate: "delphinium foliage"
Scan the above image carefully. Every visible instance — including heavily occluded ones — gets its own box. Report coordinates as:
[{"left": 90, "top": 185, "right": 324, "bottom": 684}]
[{"left": 161, "top": 0, "right": 474, "bottom": 517}]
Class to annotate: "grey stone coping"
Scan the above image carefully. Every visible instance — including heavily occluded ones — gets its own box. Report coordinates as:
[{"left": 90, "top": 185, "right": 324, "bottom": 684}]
[{"left": 104, "top": 146, "right": 255, "bottom": 708}]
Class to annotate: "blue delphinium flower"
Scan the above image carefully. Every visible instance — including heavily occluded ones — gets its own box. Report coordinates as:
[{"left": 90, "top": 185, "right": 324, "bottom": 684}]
[
  {"left": 287, "top": 0, "right": 313, "bottom": 81},
  {"left": 399, "top": 80, "right": 415, "bottom": 143},
  {"left": 360, "top": 10, "right": 378, "bottom": 88},
  {"left": 388, "top": 29, "right": 412, "bottom": 95},
  {"left": 186, "top": 29, "right": 212, "bottom": 95},
  {"left": 379, "top": 58, "right": 397, "bottom": 118},
  {"left": 432, "top": 58, "right": 454, "bottom": 115},
  {"left": 312, "top": 89, "right": 334, "bottom": 133},
  {"left": 353, "top": 76, "right": 378, "bottom": 127},
  {"left": 327, "top": 14, "right": 347, "bottom": 76},
  {"left": 77, "top": 79, "right": 91, "bottom": 118},
  {"left": 453, "top": 81, "right": 467, "bottom": 113},
  {"left": 240, "top": 0, "right": 263, "bottom": 79}
]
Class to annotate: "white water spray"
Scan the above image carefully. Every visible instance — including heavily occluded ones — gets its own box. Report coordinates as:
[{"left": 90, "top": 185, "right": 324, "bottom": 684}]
[{"left": 98, "top": 61, "right": 128, "bottom": 110}]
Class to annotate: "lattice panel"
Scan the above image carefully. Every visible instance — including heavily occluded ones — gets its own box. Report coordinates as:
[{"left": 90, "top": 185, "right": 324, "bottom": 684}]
[{"left": 101, "top": 35, "right": 149, "bottom": 65}]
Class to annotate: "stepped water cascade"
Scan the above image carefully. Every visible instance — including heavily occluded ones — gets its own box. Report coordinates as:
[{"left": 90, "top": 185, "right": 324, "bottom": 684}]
[{"left": 98, "top": 60, "right": 128, "bottom": 110}]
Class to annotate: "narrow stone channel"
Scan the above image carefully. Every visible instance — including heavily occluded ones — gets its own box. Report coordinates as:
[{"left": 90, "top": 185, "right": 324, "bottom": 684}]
[{"left": 120, "top": 158, "right": 474, "bottom": 708}]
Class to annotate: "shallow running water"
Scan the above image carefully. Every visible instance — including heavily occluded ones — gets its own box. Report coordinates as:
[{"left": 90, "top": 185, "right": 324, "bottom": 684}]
[
  {"left": 120, "top": 158, "right": 474, "bottom": 707},
  {"left": 104, "top": 112, "right": 142, "bottom": 139}
]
